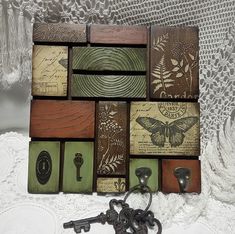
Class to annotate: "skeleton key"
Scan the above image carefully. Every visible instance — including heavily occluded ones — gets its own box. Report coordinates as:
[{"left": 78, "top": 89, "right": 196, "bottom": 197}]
[
  {"left": 73, "top": 153, "right": 84, "bottom": 181},
  {"left": 63, "top": 212, "right": 107, "bottom": 233}
]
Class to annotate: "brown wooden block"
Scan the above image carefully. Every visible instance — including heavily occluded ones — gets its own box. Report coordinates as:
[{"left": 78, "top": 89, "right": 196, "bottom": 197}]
[
  {"left": 96, "top": 101, "right": 128, "bottom": 175},
  {"left": 162, "top": 159, "right": 201, "bottom": 193},
  {"left": 96, "top": 178, "right": 126, "bottom": 193},
  {"left": 71, "top": 75, "right": 146, "bottom": 98},
  {"left": 32, "top": 45, "right": 68, "bottom": 96},
  {"left": 150, "top": 26, "right": 199, "bottom": 99},
  {"left": 72, "top": 47, "right": 146, "bottom": 71},
  {"left": 130, "top": 102, "right": 200, "bottom": 156},
  {"left": 33, "top": 23, "right": 87, "bottom": 43},
  {"left": 90, "top": 24, "right": 148, "bottom": 45},
  {"left": 30, "top": 100, "right": 95, "bottom": 138}
]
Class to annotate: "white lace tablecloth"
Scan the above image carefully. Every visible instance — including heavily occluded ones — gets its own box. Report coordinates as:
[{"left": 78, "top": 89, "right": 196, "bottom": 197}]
[{"left": 0, "top": 0, "right": 235, "bottom": 233}]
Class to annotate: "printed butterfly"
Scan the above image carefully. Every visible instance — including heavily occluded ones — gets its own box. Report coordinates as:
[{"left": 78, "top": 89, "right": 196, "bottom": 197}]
[{"left": 136, "top": 116, "right": 199, "bottom": 147}]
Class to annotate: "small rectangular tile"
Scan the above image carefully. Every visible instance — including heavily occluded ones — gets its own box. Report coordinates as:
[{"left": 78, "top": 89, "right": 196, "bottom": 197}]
[
  {"left": 130, "top": 102, "right": 200, "bottom": 156},
  {"left": 162, "top": 159, "right": 201, "bottom": 193},
  {"left": 62, "top": 142, "right": 94, "bottom": 193},
  {"left": 96, "top": 178, "right": 126, "bottom": 193},
  {"left": 32, "top": 45, "right": 68, "bottom": 96},
  {"left": 28, "top": 141, "right": 60, "bottom": 194}
]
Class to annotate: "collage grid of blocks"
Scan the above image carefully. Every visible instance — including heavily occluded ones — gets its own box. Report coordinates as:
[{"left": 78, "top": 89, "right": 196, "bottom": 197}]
[{"left": 28, "top": 23, "right": 201, "bottom": 194}]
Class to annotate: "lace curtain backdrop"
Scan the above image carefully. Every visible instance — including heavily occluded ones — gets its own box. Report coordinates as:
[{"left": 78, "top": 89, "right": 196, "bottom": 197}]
[{"left": 0, "top": 0, "right": 235, "bottom": 233}]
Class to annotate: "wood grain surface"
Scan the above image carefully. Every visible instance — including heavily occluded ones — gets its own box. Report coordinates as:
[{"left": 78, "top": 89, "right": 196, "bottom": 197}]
[
  {"left": 90, "top": 24, "right": 148, "bottom": 45},
  {"left": 71, "top": 75, "right": 146, "bottom": 98},
  {"left": 72, "top": 47, "right": 146, "bottom": 71},
  {"left": 96, "top": 102, "right": 128, "bottom": 175},
  {"left": 130, "top": 102, "right": 200, "bottom": 156},
  {"left": 33, "top": 23, "right": 87, "bottom": 43},
  {"left": 32, "top": 45, "right": 68, "bottom": 96},
  {"left": 30, "top": 100, "right": 95, "bottom": 138},
  {"left": 96, "top": 178, "right": 126, "bottom": 193},
  {"left": 28, "top": 141, "right": 61, "bottom": 194},
  {"left": 150, "top": 26, "right": 199, "bottom": 99},
  {"left": 162, "top": 159, "right": 201, "bottom": 193}
]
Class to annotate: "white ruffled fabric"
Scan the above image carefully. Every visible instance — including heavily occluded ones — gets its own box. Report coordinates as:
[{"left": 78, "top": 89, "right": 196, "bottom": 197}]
[{"left": 0, "top": 0, "right": 235, "bottom": 233}]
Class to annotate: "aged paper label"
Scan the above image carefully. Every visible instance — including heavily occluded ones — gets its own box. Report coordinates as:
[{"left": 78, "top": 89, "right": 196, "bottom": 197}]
[
  {"left": 32, "top": 45, "right": 68, "bottom": 96},
  {"left": 130, "top": 102, "right": 200, "bottom": 156},
  {"left": 96, "top": 178, "right": 126, "bottom": 193}
]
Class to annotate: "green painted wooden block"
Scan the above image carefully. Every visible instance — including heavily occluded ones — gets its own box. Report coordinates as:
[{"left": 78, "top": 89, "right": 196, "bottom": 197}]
[
  {"left": 62, "top": 142, "right": 94, "bottom": 193},
  {"left": 71, "top": 75, "right": 146, "bottom": 98},
  {"left": 129, "top": 158, "right": 159, "bottom": 192},
  {"left": 72, "top": 47, "right": 146, "bottom": 71},
  {"left": 28, "top": 141, "right": 60, "bottom": 194}
]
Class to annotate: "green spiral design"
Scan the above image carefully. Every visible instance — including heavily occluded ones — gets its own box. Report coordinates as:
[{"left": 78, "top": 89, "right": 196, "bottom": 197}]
[
  {"left": 72, "top": 47, "right": 146, "bottom": 71},
  {"left": 72, "top": 75, "right": 146, "bottom": 98}
]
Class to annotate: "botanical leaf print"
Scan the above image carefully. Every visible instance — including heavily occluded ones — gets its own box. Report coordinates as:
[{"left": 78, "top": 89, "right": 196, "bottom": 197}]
[
  {"left": 153, "top": 33, "right": 169, "bottom": 52},
  {"left": 99, "top": 154, "right": 124, "bottom": 174},
  {"left": 151, "top": 55, "right": 174, "bottom": 93}
]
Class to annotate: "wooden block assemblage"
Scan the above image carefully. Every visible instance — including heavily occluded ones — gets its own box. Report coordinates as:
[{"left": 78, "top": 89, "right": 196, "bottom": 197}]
[
  {"left": 150, "top": 26, "right": 199, "bottom": 99},
  {"left": 130, "top": 102, "right": 200, "bottom": 156}
]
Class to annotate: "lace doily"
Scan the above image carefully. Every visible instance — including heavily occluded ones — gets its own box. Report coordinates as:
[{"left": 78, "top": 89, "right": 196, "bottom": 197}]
[{"left": 0, "top": 0, "right": 235, "bottom": 233}]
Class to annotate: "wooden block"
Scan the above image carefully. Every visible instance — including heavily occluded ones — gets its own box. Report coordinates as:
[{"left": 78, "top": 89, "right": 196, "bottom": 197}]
[
  {"left": 28, "top": 141, "right": 60, "bottom": 194},
  {"left": 33, "top": 23, "right": 87, "bottom": 43},
  {"left": 129, "top": 158, "right": 159, "bottom": 192},
  {"left": 62, "top": 142, "right": 94, "bottom": 193},
  {"left": 72, "top": 75, "right": 146, "bottom": 98},
  {"left": 30, "top": 100, "right": 95, "bottom": 138},
  {"left": 97, "top": 102, "right": 128, "bottom": 175},
  {"left": 72, "top": 47, "right": 146, "bottom": 71},
  {"left": 150, "top": 26, "right": 199, "bottom": 99},
  {"left": 32, "top": 45, "right": 68, "bottom": 96},
  {"left": 130, "top": 102, "right": 200, "bottom": 156},
  {"left": 90, "top": 25, "right": 148, "bottom": 45},
  {"left": 96, "top": 178, "right": 126, "bottom": 193},
  {"left": 162, "top": 159, "right": 201, "bottom": 193}
]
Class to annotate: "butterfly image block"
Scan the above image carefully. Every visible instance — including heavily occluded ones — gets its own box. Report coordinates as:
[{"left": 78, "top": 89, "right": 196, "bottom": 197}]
[
  {"left": 32, "top": 45, "right": 68, "bottom": 97},
  {"left": 130, "top": 102, "right": 200, "bottom": 156}
]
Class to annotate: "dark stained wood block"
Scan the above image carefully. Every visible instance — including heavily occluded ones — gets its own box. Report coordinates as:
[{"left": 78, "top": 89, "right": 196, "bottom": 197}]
[
  {"left": 150, "top": 26, "right": 199, "bottom": 99},
  {"left": 129, "top": 158, "right": 159, "bottom": 192},
  {"left": 72, "top": 47, "right": 146, "bottom": 71},
  {"left": 33, "top": 23, "right": 87, "bottom": 43},
  {"left": 71, "top": 75, "right": 146, "bottom": 98},
  {"left": 90, "top": 24, "right": 148, "bottom": 45},
  {"left": 62, "top": 142, "right": 94, "bottom": 193},
  {"left": 32, "top": 45, "right": 68, "bottom": 97},
  {"left": 130, "top": 102, "right": 200, "bottom": 156},
  {"left": 162, "top": 159, "right": 201, "bottom": 193},
  {"left": 28, "top": 141, "right": 60, "bottom": 194},
  {"left": 30, "top": 100, "right": 95, "bottom": 138},
  {"left": 96, "top": 101, "right": 128, "bottom": 175},
  {"left": 96, "top": 178, "right": 126, "bottom": 193}
]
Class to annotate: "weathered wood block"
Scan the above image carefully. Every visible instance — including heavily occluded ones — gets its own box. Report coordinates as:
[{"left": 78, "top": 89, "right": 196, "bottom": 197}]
[
  {"left": 129, "top": 158, "right": 159, "bottom": 192},
  {"left": 162, "top": 159, "right": 201, "bottom": 193},
  {"left": 90, "top": 24, "right": 148, "bottom": 45},
  {"left": 28, "top": 141, "right": 60, "bottom": 194},
  {"left": 96, "top": 178, "right": 126, "bottom": 193},
  {"left": 150, "top": 26, "right": 199, "bottom": 99},
  {"left": 96, "top": 102, "right": 128, "bottom": 175},
  {"left": 62, "top": 142, "right": 94, "bottom": 193},
  {"left": 72, "top": 47, "right": 146, "bottom": 71},
  {"left": 71, "top": 75, "right": 146, "bottom": 98},
  {"left": 30, "top": 100, "right": 95, "bottom": 138},
  {"left": 130, "top": 102, "right": 200, "bottom": 156},
  {"left": 32, "top": 45, "right": 68, "bottom": 96},
  {"left": 33, "top": 23, "right": 87, "bottom": 43}
]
